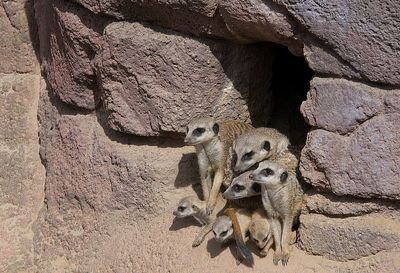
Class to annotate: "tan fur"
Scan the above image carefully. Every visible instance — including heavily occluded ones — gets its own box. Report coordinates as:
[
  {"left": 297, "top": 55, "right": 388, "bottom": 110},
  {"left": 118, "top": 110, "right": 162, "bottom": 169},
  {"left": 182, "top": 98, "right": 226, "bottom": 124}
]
[
  {"left": 233, "top": 127, "right": 290, "bottom": 172},
  {"left": 212, "top": 208, "right": 252, "bottom": 243},
  {"left": 185, "top": 117, "right": 253, "bottom": 214},
  {"left": 251, "top": 161, "right": 303, "bottom": 265}
]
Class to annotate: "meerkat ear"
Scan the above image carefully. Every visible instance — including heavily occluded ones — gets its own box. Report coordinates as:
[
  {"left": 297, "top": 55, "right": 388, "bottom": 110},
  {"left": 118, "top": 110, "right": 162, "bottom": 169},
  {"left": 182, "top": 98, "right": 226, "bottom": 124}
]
[
  {"left": 280, "top": 171, "right": 288, "bottom": 182},
  {"left": 263, "top": 141, "right": 271, "bottom": 151},
  {"left": 213, "top": 123, "right": 219, "bottom": 135}
]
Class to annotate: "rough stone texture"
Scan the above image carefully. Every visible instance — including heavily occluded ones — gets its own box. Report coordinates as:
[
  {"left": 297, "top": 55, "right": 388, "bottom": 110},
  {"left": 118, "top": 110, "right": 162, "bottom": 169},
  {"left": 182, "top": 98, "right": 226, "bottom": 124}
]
[
  {"left": 218, "top": 0, "right": 303, "bottom": 56},
  {"left": 35, "top": 0, "right": 109, "bottom": 110},
  {"left": 301, "top": 78, "right": 384, "bottom": 134},
  {"left": 39, "top": 90, "right": 198, "bottom": 216},
  {"left": 72, "top": 0, "right": 232, "bottom": 39},
  {"left": 0, "top": 75, "right": 45, "bottom": 272},
  {"left": 299, "top": 213, "right": 400, "bottom": 262},
  {"left": 0, "top": 0, "right": 38, "bottom": 74},
  {"left": 304, "top": 191, "right": 400, "bottom": 216},
  {"left": 98, "top": 22, "right": 274, "bottom": 136},
  {"left": 275, "top": 0, "right": 400, "bottom": 85},
  {"left": 301, "top": 78, "right": 400, "bottom": 200}
]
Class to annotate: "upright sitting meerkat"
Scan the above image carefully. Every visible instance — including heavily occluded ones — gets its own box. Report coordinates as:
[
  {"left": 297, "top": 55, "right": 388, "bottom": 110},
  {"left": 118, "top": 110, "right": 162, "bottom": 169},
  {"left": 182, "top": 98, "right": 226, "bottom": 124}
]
[
  {"left": 250, "top": 161, "right": 303, "bottom": 266},
  {"left": 184, "top": 117, "right": 253, "bottom": 214},
  {"left": 232, "top": 127, "right": 290, "bottom": 173},
  {"left": 173, "top": 195, "right": 226, "bottom": 247}
]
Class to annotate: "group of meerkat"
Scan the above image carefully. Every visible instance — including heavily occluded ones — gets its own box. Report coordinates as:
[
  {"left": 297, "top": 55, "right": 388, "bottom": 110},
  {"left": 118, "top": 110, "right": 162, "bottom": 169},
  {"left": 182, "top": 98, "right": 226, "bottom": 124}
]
[{"left": 173, "top": 117, "right": 304, "bottom": 266}]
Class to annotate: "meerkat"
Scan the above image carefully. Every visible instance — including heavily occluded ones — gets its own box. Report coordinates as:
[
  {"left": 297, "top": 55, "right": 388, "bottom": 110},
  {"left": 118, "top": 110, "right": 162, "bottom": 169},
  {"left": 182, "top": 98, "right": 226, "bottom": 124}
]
[
  {"left": 249, "top": 208, "right": 297, "bottom": 257},
  {"left": 184, "top": 117, "right": 253, "bottom": 214},
  {"left": 250, "top": 161, "right": 303, "bottom": 266},
  {"left": 249, "top": 208, "right": 273, "bottom": 256},
  {"left": 232, "top": 127, "right": 290, "bottom": 173},
  {"left": 173, "top": 194, "right": 226, "bottom": 247},
  {"left": 212, "top": 209, "right": 252, "bottom": 244}
]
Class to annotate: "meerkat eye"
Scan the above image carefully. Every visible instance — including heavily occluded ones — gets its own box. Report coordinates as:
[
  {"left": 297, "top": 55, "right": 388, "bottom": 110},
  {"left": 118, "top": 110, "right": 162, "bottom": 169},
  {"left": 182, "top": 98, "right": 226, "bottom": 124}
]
[
  {"left": 178, "top": 206, "right": 185, "bottom": 212},
  {"left": 193, "top": 127, "right": 205, "bottom": 136},
  {"left": 233, "top": 184, "right": 245, "bottom": 192},
  {"left": 213, "top": 230, "right": 217, "bottom": 236},
  {"left": 186, "top": 127, "right": 189, "bottom": 134},
  {"left": 251, "top": 183, "right": 261, "bottom": 193},
  {"left": 263, "top": 236, "right": 269, "bottom": 242},
  {"left": 241, "top": 151, "right": 254, "bottom": 162},
  {"left": 261, "top": 168, "right": 274, "bottom": 176},
  {"left": 220, "top": 230, "right": 228, "bottom": 237}
]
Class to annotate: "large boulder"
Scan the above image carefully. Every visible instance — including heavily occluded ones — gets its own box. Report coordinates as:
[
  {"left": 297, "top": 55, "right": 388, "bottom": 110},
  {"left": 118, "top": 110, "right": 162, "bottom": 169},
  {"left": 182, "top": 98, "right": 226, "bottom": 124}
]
[
  {"left": 35, "top": 0, "right": 109, "bottom": 110},
  {"left": 300, "top": 78, "right": 400, "bottom": 200},
  {"left": 274, "top": 0, "right": 400, "bottom": 85},
  {"left": 299, "top": 213, "right": 400, "bottom": 261},
  {"left": 98, "top": 22, "right": 274, "bottom": 136}
]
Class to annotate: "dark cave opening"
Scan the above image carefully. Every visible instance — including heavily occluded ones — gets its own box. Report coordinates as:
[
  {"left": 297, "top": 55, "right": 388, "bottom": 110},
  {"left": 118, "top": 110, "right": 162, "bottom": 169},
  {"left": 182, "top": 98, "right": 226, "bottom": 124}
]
[{"left": 267, "top": 45, "right": 314, "bottom": 146}]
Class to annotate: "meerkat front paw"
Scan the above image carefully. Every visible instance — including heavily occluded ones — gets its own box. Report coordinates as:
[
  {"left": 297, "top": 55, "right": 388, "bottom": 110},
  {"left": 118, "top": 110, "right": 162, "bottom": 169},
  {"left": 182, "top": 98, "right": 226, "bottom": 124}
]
[
  {"left": 205, "top": 204, "right": 215, "bottom": 215},
  {"left": 273, "top": 250, "right": 282, "bottom": 265},
  {"left": 281, "top": 250, "right": 290, "bottom": 266}
]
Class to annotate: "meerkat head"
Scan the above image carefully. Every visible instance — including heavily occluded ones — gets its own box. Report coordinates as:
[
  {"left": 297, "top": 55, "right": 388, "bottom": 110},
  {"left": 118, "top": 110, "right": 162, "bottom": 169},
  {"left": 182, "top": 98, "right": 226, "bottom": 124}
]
[
  {"left": 249, "top": 222, "right": 271, "bottom": 249},
  {"left": 173, "top": 196, "right": 202, "bottom": 218},
  {"left": 233, "top": 128, "right": 289, "bottom": 172},
  {"left": 223, "top": 171, "right": 261, "bottom": 200},
  {"left": 184, "top": 117, "right": 219, "bottom": 145},
  {"left": 212, "top": 216, "right": 233, "bottom": 243},
  {"left": 249, "top": 161, "right": 289, "bottom": 187}
]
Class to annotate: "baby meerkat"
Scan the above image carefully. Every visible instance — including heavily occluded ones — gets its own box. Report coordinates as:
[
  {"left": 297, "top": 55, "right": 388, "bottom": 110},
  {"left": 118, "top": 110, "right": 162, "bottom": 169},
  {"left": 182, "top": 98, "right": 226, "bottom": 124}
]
[
  {"left": 249, "top": 208, "right": 297, "bottom": 257},
  {"left": 249, "top": 208, "right": 273, "bottom": 256},
  {"left": 184, "top": 117, "right": 253, "bottom": 214},
  {"left": 212, "top": 208, "right": 252, "bottom": 243},
  {"left": 232, "top": 127, "right": 289, "bottom": 173},
  {"left": 174, "top": 195, "right": 226, "bottom": 247},
  {"left": 250, "top": 161, "right": 303, "bottom": 266}
]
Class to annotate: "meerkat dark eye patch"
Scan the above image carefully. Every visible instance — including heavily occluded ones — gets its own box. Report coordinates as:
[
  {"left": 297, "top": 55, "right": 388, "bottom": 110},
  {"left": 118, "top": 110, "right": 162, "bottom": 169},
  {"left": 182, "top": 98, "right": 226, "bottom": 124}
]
[
  {"left": 233, "top": 184, "right": 245, "bottom": 192},
  {"left": 241, "top": 151, "right": 254, "bottom": 162},
  {"left": 263, "top": 141, "right": 271, "bottom": 151},
  {"left": 261, "top": 168, "right": 274, "bottom": 176},
  {"left": 178, "top": 206, "right": 185, "bottom": 212},
  {"left": 213, "top": 230, "right": 217, "bottom": 236},
  {"left": 212, "top": 123, "right": 219, "bottom": 135},
  {"left": 185, "top": 127, "right": 189, "bottom": 134},
  {"left": 193, "top": 127, "right": 205, "bottom": 136},
  {"left": 263, "top": 236, "right": 269, "bottom": 242},
  {"left": 251, "top": 182, "right": 261, "bottom": 193},
  {"left": 191, "top": 205, "right": 199, "bottom": 210},
  {"left": 280, "top": 171, "right": 288, "bottom": 182},
  {"left": 220, "top": 230, "right": 228, "bottom": 237}
]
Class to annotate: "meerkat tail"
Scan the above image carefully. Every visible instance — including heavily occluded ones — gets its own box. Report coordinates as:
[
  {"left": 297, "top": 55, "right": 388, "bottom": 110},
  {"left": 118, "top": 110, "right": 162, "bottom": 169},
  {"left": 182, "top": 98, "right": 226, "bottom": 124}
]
[{"left": 225, "top": 208, "right": 254, "bottom": 266}]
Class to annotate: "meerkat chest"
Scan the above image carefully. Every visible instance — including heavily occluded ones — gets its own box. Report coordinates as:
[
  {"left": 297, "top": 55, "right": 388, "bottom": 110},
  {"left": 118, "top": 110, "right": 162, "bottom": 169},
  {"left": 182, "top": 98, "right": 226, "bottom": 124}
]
[
  {"left": 261, "top": 187, "right": 288, "bottom": 219},
  {"left": 203, "top": 140, "right": 225, "bottom": 170}
]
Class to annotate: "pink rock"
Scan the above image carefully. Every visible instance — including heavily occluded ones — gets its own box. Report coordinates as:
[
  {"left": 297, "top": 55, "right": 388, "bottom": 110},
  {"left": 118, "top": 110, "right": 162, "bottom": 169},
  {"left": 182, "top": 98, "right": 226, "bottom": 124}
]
[
  {"left": 275, "top": 0, "right": 400, "bottom": 85},
  {"left": 98, "top": 22, "right": 274, "bottom": 136},
  {"left": 299, "top": 213, "right": 400, "bottom": 261}
]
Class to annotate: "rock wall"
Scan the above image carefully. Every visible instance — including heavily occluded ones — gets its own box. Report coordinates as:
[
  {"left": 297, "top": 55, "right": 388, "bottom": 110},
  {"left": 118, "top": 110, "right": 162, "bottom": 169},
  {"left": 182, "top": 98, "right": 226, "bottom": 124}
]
[
  {"left": 0, "top": 0, "right": 45, "bottom": 272},
  {"left": 1, "top": 0, "right": 400, "bottom": 272}
]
